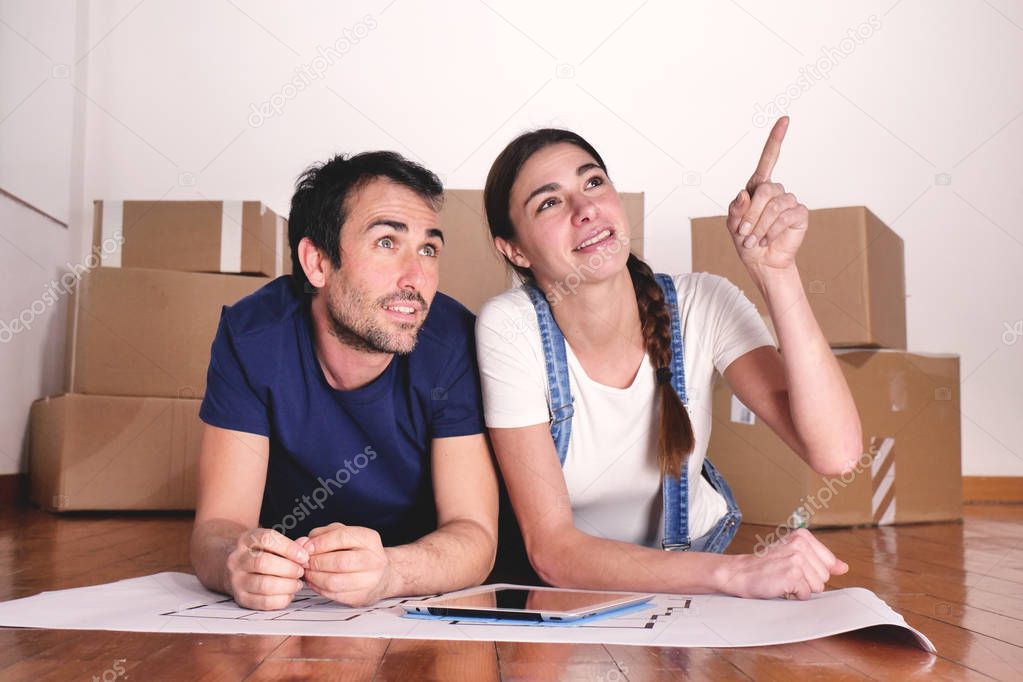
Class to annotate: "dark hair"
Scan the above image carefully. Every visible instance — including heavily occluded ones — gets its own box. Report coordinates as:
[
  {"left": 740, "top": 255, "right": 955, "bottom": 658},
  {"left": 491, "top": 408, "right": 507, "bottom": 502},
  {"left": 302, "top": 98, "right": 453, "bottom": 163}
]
[
  {"left": 484, "top": 129, "right": 606, "bottom": 282},
  {"left": 483, "top": 129, "right": 695, "bottom": 477},
  {"left": 288, "top": 151, "right": 444, "bottom": 292}
]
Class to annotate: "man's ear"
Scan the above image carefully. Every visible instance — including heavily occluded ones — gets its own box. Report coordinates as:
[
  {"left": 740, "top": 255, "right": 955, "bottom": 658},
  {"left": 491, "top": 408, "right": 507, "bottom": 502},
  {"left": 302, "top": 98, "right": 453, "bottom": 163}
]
[
  {"left": 494, "top": 236, "right": 531, "bottom": 269},
  {"left": 298, "top": 237, "right": 329, "bottom": 289}
]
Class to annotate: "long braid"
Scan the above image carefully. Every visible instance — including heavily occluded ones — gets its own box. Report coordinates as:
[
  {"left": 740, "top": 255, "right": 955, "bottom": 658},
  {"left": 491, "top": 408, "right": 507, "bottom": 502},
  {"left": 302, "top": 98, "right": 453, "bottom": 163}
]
[{"left": 627, "top": 254, "right": 695, "bottom": 477}]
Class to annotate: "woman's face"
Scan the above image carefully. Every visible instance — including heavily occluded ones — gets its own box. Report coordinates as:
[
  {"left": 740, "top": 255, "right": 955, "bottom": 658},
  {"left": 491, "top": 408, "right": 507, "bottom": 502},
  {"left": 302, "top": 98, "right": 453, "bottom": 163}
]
[{"left": 503, "top": 142, "right": 631, "bottom": 292}]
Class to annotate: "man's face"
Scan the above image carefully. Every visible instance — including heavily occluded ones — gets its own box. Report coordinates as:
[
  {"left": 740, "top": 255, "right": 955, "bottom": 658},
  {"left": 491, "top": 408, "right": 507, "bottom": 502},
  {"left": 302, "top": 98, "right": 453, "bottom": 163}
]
[{"left": 323, "top": 177, "right": 444, "bottom": 355}]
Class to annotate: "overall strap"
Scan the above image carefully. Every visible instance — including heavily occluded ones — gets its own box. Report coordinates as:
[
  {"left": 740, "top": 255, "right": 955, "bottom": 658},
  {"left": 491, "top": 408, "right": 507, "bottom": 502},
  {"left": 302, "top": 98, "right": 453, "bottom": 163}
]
[
  {"left": 522, "top": 282, "right": 574, "bottom": 465},
  {"left": 525, "top": 275, "right": 693, "bottom": 551},
  {"left": 654, "top": 274, "right": 692, "bottom": 550}
]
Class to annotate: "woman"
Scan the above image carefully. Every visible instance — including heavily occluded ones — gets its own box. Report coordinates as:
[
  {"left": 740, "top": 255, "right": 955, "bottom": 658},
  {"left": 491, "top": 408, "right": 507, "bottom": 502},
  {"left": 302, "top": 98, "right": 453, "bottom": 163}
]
[{"left": 476, "top": 117, "right": 862, "bottom": 600}]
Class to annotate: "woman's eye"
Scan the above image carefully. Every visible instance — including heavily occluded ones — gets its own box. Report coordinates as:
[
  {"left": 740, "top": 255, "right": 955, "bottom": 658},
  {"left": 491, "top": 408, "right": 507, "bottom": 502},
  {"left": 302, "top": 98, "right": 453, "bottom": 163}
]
[
  {"left": 586, "top": 175, "right": 604, "bottom": 189},
  {"left": 420, "top": 244, "right": 437, "bottom": 257},
  {"left": 377, "top": 237, "right": 394, "bottom": 249}
]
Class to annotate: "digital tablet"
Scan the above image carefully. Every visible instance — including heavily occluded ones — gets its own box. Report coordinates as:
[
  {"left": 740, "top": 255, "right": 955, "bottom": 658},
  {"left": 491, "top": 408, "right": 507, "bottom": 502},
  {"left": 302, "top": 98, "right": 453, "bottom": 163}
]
[{"left": 404, "top": 584, "right": 654, "bottom": 622}]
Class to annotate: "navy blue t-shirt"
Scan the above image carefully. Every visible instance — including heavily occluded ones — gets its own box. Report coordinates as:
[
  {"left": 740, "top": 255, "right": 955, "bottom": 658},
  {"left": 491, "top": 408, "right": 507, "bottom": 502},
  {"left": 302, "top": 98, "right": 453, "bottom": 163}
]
[{"left": 199, "top": 276, "right": 484, "bottom": 546}]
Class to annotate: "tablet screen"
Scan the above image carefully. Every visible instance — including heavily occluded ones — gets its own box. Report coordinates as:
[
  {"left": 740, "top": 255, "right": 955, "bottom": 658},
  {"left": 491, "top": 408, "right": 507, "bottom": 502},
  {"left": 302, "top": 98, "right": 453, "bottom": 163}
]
[{"left": 423, "top": 587, "right": 645, "bottom": 615}]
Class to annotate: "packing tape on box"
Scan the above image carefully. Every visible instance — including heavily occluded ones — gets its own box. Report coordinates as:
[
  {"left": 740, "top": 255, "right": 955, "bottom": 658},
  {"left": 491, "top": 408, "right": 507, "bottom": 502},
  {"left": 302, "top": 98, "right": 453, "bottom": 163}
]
[
  {"left": 99, "top": 200, "right": 244, "bottom": 272},
  {"left": 870, "top": 437, "right": 896, "bottom": 525},
  {"left": 220, "top": 201, "right": 243, "bottom": 273},
  {"left": 100, "top": 200, "right": 124, "bottom": 267}
]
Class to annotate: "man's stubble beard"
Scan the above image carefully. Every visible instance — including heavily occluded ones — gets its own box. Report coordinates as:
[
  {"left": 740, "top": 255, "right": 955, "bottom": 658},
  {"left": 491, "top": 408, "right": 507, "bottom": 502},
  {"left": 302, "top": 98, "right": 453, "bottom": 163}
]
[{"left": 325, "top": 279, "right": 428, "bottom": 356}]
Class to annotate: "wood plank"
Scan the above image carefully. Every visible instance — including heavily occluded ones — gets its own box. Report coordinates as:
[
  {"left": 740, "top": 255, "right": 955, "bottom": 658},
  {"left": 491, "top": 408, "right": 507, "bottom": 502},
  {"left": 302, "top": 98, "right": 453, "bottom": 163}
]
[
  {"left": 604, "top": 643, "right": 750, "bottom": 680},
  {"left": 0, "top": 504, "right": 1020, "bottom": 680},
  {"left": 0, "top": 473, "right": 27, "bottom": 508},
  {"left": 804, "top": 627, "right": 994, "bottom": 681},
  {"left": 899, "top": 610, "right": 1023, "bottom": 680},
  {"left": 963, "top": 476, "right": 1023, "bottom": 503},
  {"left": 709, "top": 641, "right": 873, "bottom": 681},
  {"left": 825, "top": 561, "right": 1023, "bottom": 621},
  {"left": 377, "top": 639, "right": 499, "bottom": 680},
  {"left": 888, "top": 593, "right": 1023, "bottom": 647},
  {"left": 246, "top": 658, "right": 379, "bottom": 681},
  {"left": 267, "top": 635, "right": 390, "bottom": 661},
  {"left": 496, "top": 642, "right": 622, "bottom": 680}
]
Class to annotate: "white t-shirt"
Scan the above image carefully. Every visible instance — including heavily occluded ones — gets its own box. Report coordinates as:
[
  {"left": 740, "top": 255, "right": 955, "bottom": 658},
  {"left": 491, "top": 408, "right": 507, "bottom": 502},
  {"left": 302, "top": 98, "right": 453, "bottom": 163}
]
[{"left": 476, "top": 272, "right": 776, "bottom": 547}]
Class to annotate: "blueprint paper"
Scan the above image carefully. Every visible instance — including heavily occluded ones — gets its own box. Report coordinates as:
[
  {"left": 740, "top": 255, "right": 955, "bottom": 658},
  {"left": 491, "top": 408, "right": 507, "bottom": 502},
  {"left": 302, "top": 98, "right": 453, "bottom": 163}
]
[{"left": 0, "top": 573, "right": 934, "bottom": 652}]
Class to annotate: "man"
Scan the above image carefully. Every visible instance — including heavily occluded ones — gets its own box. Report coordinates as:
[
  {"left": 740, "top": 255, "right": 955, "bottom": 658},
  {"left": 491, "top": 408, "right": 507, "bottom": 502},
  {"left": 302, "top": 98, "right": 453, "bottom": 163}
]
[{"left": 190, "top": 151, "right": 498, "bottom": 610}]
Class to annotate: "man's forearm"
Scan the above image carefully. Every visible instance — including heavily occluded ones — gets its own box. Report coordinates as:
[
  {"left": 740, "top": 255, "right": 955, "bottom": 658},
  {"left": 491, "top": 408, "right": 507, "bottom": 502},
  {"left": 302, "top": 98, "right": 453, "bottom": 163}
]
[
  {"left": 190, "top": 518, "right": 246, "bottom": 596},
  {"left": 750, "top": 263, "right": 862, "bottom": 473},
  {"left": 382, "top": 518, "right": 496, "bottom": 597}
]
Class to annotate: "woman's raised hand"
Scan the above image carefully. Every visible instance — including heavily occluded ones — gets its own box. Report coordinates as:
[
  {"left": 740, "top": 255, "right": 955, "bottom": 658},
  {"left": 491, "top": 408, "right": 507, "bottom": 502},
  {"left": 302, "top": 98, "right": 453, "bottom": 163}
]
[{"left": 725, "top": 116, "right": 809, "bottom": 273}]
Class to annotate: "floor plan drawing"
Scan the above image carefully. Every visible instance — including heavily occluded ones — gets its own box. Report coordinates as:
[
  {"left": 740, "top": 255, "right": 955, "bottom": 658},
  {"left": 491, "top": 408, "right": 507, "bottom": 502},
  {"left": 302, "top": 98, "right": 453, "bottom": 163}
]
[
  {"left": 0, "top": 573, "right": 935, "bottom": 651},
  {"left": 161, "top": 589, "right": 432, "bottom": 623}
]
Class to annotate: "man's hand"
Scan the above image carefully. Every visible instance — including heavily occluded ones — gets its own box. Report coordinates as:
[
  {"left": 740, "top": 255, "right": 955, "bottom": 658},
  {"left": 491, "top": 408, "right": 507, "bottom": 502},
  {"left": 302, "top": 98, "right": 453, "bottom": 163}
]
[
  {"left": 225, "top": 528, "right": 311, "bottom": 610},
  {"left": 303, "top": 522, "right": 395, "bottom": 607},
  {"left": 726, "top": 116, "right": 809, "bottom": 273}
]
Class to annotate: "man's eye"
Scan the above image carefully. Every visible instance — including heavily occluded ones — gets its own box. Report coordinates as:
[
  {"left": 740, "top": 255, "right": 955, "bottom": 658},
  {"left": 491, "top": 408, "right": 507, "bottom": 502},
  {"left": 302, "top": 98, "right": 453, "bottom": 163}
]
[
  {"left": 420, "top": 244, "right": 438, "bottom": 257},
  {"left": 377, "top": 237, "right": 394, "bottom": 249},
  {"left": 538, "top": 197, "right": 558, "bottom": 212},
  {"left": 586, "top": 175, "right": 604, "bottom": 189}
]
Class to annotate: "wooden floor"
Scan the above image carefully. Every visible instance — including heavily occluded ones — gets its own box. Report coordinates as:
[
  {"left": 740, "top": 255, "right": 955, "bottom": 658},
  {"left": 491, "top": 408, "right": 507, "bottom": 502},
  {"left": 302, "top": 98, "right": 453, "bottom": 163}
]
[{"left": 0, "top": 504, "right": 1021, "bottom": 681}]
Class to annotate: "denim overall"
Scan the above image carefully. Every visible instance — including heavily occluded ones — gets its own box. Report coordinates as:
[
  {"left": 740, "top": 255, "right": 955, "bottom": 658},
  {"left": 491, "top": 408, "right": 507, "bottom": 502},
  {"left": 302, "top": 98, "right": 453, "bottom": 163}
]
[{"left": 523, "top": 273, "right": 742, "bottom": 552}]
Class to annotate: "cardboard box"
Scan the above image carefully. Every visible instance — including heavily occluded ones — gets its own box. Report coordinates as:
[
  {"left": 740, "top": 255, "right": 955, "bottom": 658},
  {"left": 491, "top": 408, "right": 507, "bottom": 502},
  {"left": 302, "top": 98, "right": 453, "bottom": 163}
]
[
  {"left": 93, "top": 200, "right": 290, "bottom": 277},
  {"left": 65, "top": 267, "right": 270, "bottom": 399},
  {"left": 438, "top": 190, "right": 645, "bottom": 314},
  {"left": 708, "top": 349, "right": 961, "bottom": 528},
  {"left": 691, "top": 206, "right": 906, "bottom": 348},
  {"left": 30, "top": 394, "right": 202, "bottom": 511}
]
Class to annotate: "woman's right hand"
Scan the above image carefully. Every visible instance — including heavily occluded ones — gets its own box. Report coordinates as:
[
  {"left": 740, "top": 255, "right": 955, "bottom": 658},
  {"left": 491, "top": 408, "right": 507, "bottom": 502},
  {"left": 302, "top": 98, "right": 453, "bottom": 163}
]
[{"left": 718, "top": 528, "right": 849, "bottom": 600}]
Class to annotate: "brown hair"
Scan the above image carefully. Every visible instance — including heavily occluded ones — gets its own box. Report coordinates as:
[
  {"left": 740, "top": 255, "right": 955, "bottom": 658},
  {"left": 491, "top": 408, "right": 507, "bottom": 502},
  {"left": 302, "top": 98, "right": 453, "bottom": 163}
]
[{"left": 483, "top": 129, "right": 694, "bottom": 477}]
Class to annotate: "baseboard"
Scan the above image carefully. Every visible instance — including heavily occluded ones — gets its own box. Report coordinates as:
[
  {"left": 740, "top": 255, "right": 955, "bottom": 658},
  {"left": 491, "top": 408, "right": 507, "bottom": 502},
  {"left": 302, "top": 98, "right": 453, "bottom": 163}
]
[
  {"left": 0, "top": 473, "right": 28, "bottom": 507},
  {"left": 963, "top": 476, "right": 1023, "bottom": 504}
]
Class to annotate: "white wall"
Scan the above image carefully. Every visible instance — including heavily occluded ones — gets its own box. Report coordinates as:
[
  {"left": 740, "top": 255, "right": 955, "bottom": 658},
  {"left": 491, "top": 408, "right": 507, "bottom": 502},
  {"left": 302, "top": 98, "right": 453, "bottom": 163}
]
[
  {"left": 0, "top": 195, "right": 73, "bottom": 475},
  {"left": 0, "top": 0, "right": 84, "bottom": 475},
  {"left": 2, "top": 0, "right": 1022, "bottom": 476},
  {"left": 0, "top": 0, "right": 78, "bottom": 224}
]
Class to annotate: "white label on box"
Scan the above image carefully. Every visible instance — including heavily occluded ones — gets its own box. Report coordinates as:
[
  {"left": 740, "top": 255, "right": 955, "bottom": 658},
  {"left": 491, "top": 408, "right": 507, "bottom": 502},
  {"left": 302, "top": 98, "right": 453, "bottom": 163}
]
[
  {"left": 870, "top": 437, "right": 896, "bottom": 526},
  {"left": 220, "top": 201, "right": 243, "bottom": 272},
  {"left": 100, "top": 200, "right": 123, "bottom": 267},
  {"left": 730, "top": 395, "right": 756, "bottom": 425}
]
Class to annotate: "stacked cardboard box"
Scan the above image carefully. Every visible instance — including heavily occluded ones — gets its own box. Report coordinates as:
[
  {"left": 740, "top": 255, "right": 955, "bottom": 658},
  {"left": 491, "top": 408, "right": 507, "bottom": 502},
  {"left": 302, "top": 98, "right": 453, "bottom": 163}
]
[
  {"left": 29, "top": 201, "right": 287, "bottom": 511},
  {"left": 692, "top": 206, "right": 962, "bottom": 528},
  {"left": 29, "top": 192, "right": 646, "bottom": 511},
  {"left": 92, "top": 200, "right": 290, "bottom": 276}
]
